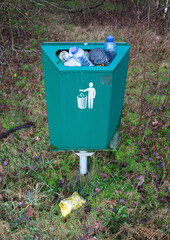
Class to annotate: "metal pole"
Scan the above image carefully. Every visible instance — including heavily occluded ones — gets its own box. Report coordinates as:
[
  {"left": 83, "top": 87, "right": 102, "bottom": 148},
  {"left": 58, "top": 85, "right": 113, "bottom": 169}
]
[{"left": 75, "top": 151, "right": 94, "bottom": 175}]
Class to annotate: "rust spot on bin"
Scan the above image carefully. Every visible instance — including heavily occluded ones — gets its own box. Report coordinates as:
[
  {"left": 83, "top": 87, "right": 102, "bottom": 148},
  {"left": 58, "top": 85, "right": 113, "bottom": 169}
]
[{"left": 100, "top": 75, "right": 111, "bottom": 85}]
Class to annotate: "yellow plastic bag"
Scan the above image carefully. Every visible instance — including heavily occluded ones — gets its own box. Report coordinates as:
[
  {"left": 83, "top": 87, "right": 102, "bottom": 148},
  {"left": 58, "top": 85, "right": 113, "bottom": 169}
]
[{"left": 59, "top": 192, "right": 86, "bottom": 217}]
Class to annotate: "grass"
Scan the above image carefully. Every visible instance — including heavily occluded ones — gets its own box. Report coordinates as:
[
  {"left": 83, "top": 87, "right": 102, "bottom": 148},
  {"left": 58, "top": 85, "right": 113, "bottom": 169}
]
[{"left": 0, "top": 8, "right": 169, "bottom": 240}]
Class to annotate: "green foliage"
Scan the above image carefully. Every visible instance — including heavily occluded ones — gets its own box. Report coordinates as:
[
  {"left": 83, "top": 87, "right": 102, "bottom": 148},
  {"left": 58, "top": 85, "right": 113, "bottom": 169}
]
[
  {"left": 103, "top": 4, "right": 124, "bottom": 11},
  {"left": 2, "top": 111, "right": 25, "bottom": 130},
  {"left": 146, "top": 94, "right": 166, "bottom": 107},
  {"left": 22, "top": 64, "right": 32, "bottom": 72},
  {"left": 116, "top": 206, "right": 128, "bottom": 219},
  {"left": 62, "top": 0, "right": 80, "bottom": 9}
]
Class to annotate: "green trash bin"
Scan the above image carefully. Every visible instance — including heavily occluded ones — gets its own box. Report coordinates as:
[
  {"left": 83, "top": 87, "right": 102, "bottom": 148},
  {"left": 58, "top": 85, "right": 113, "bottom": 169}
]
[{"left": 41, "top": 42, "right": 130, "bottom": 151}]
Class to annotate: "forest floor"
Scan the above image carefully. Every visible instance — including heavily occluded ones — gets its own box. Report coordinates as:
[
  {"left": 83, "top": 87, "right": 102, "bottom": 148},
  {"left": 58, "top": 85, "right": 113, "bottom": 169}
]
[{"left": 0, "top": 2, "right": 169, "bottom": 240}]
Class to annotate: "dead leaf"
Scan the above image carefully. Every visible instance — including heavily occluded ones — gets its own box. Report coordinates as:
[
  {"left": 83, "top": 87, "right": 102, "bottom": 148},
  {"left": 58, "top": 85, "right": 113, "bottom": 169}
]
[
  {"left": 140, "top": 195, "right": 145, "bottom": 202},
  {"left": 2, "top": 159, "right": 9, "bottom": 166},
  {"left": 101, "top": 172, "right": 110, "bottom": 178},
  {"left": 24, "top": 128, "right": 33, "bottom": 136},
  {"left": 23, "top": 71, "right": 28, "bottom": 76},
  {"left": 95, "top": 221, "right": 102, "bottom": 230},
  {"left": 20, "top": 166, "right": 29, "bottom": 171},
  {"left": 1, "top": 171, "right": 7, "bottom": 177},
  {"left": 159, "top": 195, "right": 169, "bottom": 203},
  {"left": 25, "top": 147, "right": 31, "bottom": 152},
  {"left": 0, "top": 165, "right": 4, "bottom": 173},
  {"left": 27, "top": 190, "right": 32, "bottom": 197},
  {"left": 163, "top": 180, "right": 170, "bottom": 191},
  {"left": 148, "top": 158, "right": 154, "bottom": 162},
  {"left": 27, "top": 205, "right": 34, "bottom": 218},
  {"left": 18, "top": 201, "right": 26, "bottom": 208},
  {"left": 84, "top": 206, "right": 90, "bottom": 214},
  {"left": 119, "top": 199, "right": 125, "bottom": 204},
  {"left": 103, "top": 198, "right": 117, "bottom": 205},
  {"left": 2, "top": 93, "right": 7, "bottom": 99},
  {"left": 116, "top": 190, "right": 122, "bottom": 194},
  {"left": 22, "top": 215, "right": 27, "bottom": 222},
  {"left": 137, "top": 175, "right": 145, "bottom": 187},
  {"left": 95, "top": 188, "right": 101, "bottom": 194},
  {"left": 134, "top": 201, "right": 139, "bottom": 207},
  {"left": 34, "top": 136, "right": 40, "bottom": 141},
  {"left": 85, "top": 237, "right": 97, "bottom": 240},
  {"left": 21, "top": 134, "right": 28, "bottom": 140},
  {"left": 152, "top": 145, "right": 157, "bottom": 151},
  {"left": 152, "top": 119, "right": 159, "bottom": 127}
]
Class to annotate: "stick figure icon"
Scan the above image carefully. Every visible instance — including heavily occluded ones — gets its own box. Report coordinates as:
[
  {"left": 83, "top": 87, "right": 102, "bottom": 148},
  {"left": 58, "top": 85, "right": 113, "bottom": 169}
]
[{"left": 79, "top": 82, "right": 96, "bottom": 109}]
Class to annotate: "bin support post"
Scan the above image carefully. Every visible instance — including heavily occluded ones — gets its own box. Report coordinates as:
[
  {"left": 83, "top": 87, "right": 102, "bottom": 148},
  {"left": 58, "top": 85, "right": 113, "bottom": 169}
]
[{"left": 75, "top": 151, "right": 94, "bottom": 175}]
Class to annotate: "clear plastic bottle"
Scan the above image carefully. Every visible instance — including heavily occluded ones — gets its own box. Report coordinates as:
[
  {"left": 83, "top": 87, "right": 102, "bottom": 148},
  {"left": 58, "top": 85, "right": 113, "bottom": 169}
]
[
  {"left": 103, "top": 35, "right": 117, "bottom": 64},
  {"left": 59, "top": 51, "right": 71, "bottom": 63},
  {"left": 69, "top": 46, "right": 94, "bottom": 66},
  {"left": 59, "top": 50, "right": 81, "bottom": 66},
  {"left": 63, "top": 58, "right": 81, "bottom": 67}
]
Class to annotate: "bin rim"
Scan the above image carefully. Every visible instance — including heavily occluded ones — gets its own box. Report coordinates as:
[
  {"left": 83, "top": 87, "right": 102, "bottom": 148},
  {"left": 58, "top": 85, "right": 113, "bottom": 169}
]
[{"left": 41, "top": 42, "right": 130, "bottom": 72}]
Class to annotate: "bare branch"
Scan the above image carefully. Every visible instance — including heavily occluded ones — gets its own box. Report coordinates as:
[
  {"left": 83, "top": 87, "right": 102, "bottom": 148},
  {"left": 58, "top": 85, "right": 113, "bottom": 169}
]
[{"left": 131, "top": 61, "right": 146, "bottom": 132}]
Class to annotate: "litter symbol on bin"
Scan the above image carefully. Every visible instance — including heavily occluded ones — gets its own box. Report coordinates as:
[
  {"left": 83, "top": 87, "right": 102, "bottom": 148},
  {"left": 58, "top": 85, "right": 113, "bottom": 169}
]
[
  {"left": 77, "top": 93, "right": 87, "bottom": 109},
  {"left": 77, "top": 82, "right": 96, "bottom": 109}
]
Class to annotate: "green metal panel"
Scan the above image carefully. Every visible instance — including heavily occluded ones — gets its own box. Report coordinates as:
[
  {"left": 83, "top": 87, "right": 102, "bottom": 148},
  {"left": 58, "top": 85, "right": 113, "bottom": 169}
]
[{"left": 41, "top": 42, "right": 130, "bottom": 151}]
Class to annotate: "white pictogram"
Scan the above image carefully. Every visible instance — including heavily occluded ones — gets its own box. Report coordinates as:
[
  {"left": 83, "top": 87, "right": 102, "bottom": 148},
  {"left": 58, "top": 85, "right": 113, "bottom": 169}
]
[
  {"left": 77, "top": 93, "right": 87, "bottom": 109},
  {"left": 77, "top": 82, "right": 96, "bottom": 109}
]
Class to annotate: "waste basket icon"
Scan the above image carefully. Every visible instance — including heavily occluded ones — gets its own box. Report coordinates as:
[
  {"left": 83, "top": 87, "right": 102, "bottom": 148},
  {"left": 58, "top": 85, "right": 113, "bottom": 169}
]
[
  {"left": 77, "top": 93, "right": 87, "bottom": 109},
  {"left": 41, "top": 42, "right": 130, "bottom": 152}
]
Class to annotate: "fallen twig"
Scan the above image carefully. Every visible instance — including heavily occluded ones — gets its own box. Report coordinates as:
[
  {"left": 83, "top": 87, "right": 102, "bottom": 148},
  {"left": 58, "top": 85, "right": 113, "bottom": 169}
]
[{"left": 0, "top": 122, "right": 36, "bottom": 140}]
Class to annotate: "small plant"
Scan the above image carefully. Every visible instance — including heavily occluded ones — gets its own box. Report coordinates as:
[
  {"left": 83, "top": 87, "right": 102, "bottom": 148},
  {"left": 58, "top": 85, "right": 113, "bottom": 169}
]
[
  {"left": 22, "top": 64, "right": 31, "bottom": 72},
  {"left": 115, "top": 206, "right": 128, "bottom": 220}
]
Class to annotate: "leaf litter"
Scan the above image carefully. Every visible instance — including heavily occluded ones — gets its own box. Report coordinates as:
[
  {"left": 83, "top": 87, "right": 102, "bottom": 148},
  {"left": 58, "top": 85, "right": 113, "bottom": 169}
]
[
  {"left": 26, "top": 205, "right": 34, "bottom": 218},
  {"left": 136, "top": 175, "right": 145, "bottom": 187}
]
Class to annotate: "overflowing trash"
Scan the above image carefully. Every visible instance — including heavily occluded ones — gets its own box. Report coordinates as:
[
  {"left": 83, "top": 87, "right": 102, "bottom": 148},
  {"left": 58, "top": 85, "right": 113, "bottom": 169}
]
[
  {"left": 59, "top": 192, "right": 86, "bottom": 217},
  {"left": 58, "top": 35, "right": 117, "bottom": 67}
]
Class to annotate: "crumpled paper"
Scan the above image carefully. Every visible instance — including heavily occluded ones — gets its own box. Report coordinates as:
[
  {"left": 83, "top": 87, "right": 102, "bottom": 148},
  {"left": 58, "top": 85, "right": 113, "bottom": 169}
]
[{"left": 59, "top": 192, "right": 86, "bottom": 217}]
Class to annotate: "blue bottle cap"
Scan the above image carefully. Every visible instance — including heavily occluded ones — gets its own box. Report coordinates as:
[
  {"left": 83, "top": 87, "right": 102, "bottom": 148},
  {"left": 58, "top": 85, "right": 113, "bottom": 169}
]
[
  {"left": 106, "top": 35, "right": 114, "bottom": 42},
  {"left": 71, "top": 46, "right": 78, "bottom": 54}
]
